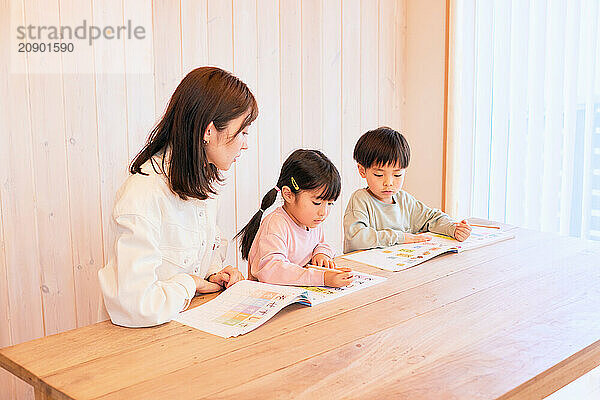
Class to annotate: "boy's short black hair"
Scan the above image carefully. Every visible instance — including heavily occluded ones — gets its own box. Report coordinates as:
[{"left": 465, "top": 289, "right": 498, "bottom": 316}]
[{"left": 353, "top": 126, "right": 410, "bottom": 169}]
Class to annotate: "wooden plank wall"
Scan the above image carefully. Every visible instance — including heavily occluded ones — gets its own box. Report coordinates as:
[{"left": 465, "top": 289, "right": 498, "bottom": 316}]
[{"left": 0, "top": 0, "right": 405, "bottom": 397}]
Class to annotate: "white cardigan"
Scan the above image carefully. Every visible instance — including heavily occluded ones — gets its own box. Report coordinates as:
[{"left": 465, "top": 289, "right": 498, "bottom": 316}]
[{"left": 98, "top": 157, "right": 227, "bottom": 327}]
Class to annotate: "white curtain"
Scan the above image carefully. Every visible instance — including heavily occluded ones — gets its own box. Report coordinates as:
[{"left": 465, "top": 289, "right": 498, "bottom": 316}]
[{"left": 447, "top": 0, "right": 600, "bottom": 240}]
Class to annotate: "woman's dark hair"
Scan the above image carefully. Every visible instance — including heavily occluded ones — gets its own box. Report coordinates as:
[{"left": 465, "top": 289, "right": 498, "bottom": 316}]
[
  {"left": 130, "top": 66, "right": 258, "bottom": 200},
  {"left": 353, "top": 126, "right": 410, "bottom": 169},
  {"left": 235, "top": 149, "right": 341, "bottom": 260}
]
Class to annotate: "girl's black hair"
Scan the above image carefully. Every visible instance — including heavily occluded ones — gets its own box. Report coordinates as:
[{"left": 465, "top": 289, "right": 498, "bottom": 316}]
[
  {"left": 235, "top": 149, "right": 341, "bottom": 260},
  {"left": 130, "top": 66, "right": 258, "bottom": 200},
  {"left": 353, "top": 126, "right": 410, "bottom": 169}
]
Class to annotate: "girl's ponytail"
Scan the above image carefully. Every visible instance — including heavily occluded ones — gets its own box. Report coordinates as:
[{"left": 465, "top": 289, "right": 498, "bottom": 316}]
[
  {"left": 235, "top": 149, "right": 341, "bottom": 261},
  {"left": 235, "top": 187, "right": 279, "bottom": 260}
]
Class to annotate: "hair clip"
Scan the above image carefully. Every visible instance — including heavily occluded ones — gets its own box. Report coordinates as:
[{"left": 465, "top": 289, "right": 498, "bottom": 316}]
[
  {"left": 290, "top": 177, "right": 299, "bottom": 191},
  {"left": 274, "top": 186, "right": 281, "bottom": 193}
]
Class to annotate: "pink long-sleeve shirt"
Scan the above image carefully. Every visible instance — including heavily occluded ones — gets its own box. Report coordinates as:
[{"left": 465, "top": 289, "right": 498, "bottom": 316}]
[{"left": 248, "top": 207, "right": 337, "bottom": 286}]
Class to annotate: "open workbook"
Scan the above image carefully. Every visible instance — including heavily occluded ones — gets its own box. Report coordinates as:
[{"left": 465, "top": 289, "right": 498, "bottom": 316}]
[
  {"left": 342, "top": 226, "right": 515, "bottom": 272},
  {"left": 175, "top": 271, "right": 386, "bottom": 338}
]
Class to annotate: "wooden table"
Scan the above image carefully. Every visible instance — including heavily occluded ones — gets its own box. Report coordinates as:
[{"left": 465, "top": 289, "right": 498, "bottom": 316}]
[{"left": 1, "top": 223, "right": 600, "bottom": 399}]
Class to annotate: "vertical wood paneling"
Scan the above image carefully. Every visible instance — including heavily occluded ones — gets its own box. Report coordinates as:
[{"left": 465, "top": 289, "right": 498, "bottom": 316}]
[
  {"left": 233, "top": 0, "right": 259, "bottom": 273},
  {"left": 280, "top": 0, "right": 303, "bottom": 156},
  {"left": 153, "top": 0, "right": 183, "bottom": 116},
  {"left": 60, "top": 0, "right": 104, "bottom": 328},
  {"left": 207, "top": 0, "right": 237, "bottom": 268},
  {"left": 208, "top": 0, "right": 233, "bottom": 69},
  {"left": 1, "top": 4, "right": 407, "bottom": 387},
  {"left": 301, "top": 0, "right": 323, "bottom": 148},
  {"left": 25, "top": 0, "right": 77, "bottom": 336},
  {"left": 378, "top": 0, "right": 397, "bottom": 127},
  {"left": 360, "top": 0, "right": 378, "bottom": 133},
  {"left": 1, "top": 15, "right": 12, "bottom": 400},
  {"left": 256, "top": 0, "right": 281, "bottom": 195},
  {"left": 255, "top": 0, "right": 282, "bottom": 273},
  {"left": 393, "top": 0, "right": 406, "bottom": 131},
  {"left": 0, "top": 193, "right": 15, "bottom": 400},
  {"left": 182, "top": 0, "right": 209, "bottom": 73},
  {"left": 0, "top": 0, "right": 16, "bottom": 370},
  {"left": 321, "top": 0, "right": 343, "bottom": 253},
  {"left": 93, "top": 0, "right": 130, "bottom": 268},
  {"left": 341, "top": 0, "right": 362, "bottom": 240},
  {"left": 1, "top": 2, "right": 43, "bottom": 398},
  {"left": 124, "top": 0, "right": 156, "bottom": 162}
]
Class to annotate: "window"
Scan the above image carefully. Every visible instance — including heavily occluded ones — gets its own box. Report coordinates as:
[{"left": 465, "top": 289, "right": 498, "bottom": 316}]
[{"left": 447, "top": 0, "right": 600, "bottom": 240}]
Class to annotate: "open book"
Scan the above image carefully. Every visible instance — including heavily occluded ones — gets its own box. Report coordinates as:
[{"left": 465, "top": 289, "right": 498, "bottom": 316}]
[
  {"left": 342, "top": 226, "right": 515, "bottom": 272},
  {"left": 175, "top": 271, "right": 386, "bottom": 338}
]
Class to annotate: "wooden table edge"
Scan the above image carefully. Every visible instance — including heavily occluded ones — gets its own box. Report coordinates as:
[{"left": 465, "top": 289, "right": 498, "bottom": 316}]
[
  {"left": 0, "top": 352, "right": 73, "bottom": 400},
  {"left": 497, "top": 339, "right": 600, "bottom": 399}
]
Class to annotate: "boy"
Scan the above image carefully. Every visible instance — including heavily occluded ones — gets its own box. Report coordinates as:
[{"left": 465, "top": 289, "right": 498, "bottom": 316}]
[{"left": 343, "top": 127, "right": 471, "bottom": 253}]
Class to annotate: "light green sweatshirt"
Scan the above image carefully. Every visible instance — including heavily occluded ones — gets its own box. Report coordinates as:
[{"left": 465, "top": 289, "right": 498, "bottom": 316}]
[{"left": 343, "top": 188, "right": 456, "bottom": 253}]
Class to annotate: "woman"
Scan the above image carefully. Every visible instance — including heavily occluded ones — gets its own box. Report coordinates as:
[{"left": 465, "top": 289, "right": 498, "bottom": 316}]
[{"left": 98, "top": 67, "right": 258, "bottom": 327}]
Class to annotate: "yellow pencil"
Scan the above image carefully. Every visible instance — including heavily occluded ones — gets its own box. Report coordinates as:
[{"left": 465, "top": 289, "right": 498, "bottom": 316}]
[
  {"left": 305, "top": 264, "right": 351, "bottom": 274},
  {"left": 470, "top": 223, "right": 501, "bottom": 229}
]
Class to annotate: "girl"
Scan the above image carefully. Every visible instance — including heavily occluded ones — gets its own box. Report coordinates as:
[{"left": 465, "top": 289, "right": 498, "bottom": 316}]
[
  {"left": 98, "top": 67, "right": 258, "bottom": 327},
  {"left": 236, "top": 149, "right": 353, "bottom": 288}
]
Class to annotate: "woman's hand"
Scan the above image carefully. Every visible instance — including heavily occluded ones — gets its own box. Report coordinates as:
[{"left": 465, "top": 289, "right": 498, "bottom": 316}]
[
  {"left": 208, "top": 265, "right": 245, "bottom": 289},
  {"left": 324, "top": 268, "right": 354, "bottom": 287},
  {"left": 454, "top": 220, "right": 472, "bottom": 242},
  {"left": 311, "top": 253, "right": 336, "bottom": 268},
  {"left": 401, "top": 233, "right": 431, "bottom": 243},
  {"left": 191, "top": 275, "right": 222, "bottom": 294}
]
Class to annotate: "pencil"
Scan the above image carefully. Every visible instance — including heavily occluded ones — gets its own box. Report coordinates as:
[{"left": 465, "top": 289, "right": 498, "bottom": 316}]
[
  {"left": 470, "top": 223, "right": 501, "bottom": 229},
  {"left": 305, "top": 264, "right": 351, "bottom": 274}
]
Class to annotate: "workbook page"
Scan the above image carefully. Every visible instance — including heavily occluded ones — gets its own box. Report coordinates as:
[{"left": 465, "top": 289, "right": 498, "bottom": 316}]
[
  {"left": 299, "top": 271, "right": 387, "bottom": 306},
  {"left": 175, "top": 271, "right": 386, "bottom": 337},
  {"left": 342, "top": 241, "right": 457, "bottom": 271},
  {"left": 342, "top": 226, "right": 515, "bottom": 271},
  {"left": 175, "top": 280, "right": 306, "bottom": 338},
  {"left": 422, "top": 226, "right": 515, "bottom": 252}
]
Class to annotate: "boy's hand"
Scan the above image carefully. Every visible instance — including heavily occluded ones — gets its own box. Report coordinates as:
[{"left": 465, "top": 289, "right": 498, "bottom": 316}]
[
  {"left": 454, "top": 220, "right": 472, "bottom": 242},
  {"left": 324, "top": 269, "right": 354, "bottom": 287},
  {"left": 311, "top": 253, "right": 336, "bottom": 268},
  {"left": 401, "top": 233, "right": 431, "bottom": 244}
]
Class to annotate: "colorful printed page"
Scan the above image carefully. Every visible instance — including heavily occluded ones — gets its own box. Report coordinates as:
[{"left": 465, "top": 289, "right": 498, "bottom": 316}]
[
  {"left": 342, "top": 241, "right": 458, "bottom": 272},
  {"left": 419, "top": 226, "right": 515, "bottom": 252},
  {"left": 342, "top": 226, "right": 515, "bottom": 272},
  {"left": 175, "top": 280, "right": 306, "bottom": 338},
  {"left": 175, "top": 272, "right": 386, "bottom": 338},
  {"left": 298, "top": 271, "right": 387, "bottom": 306}
]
